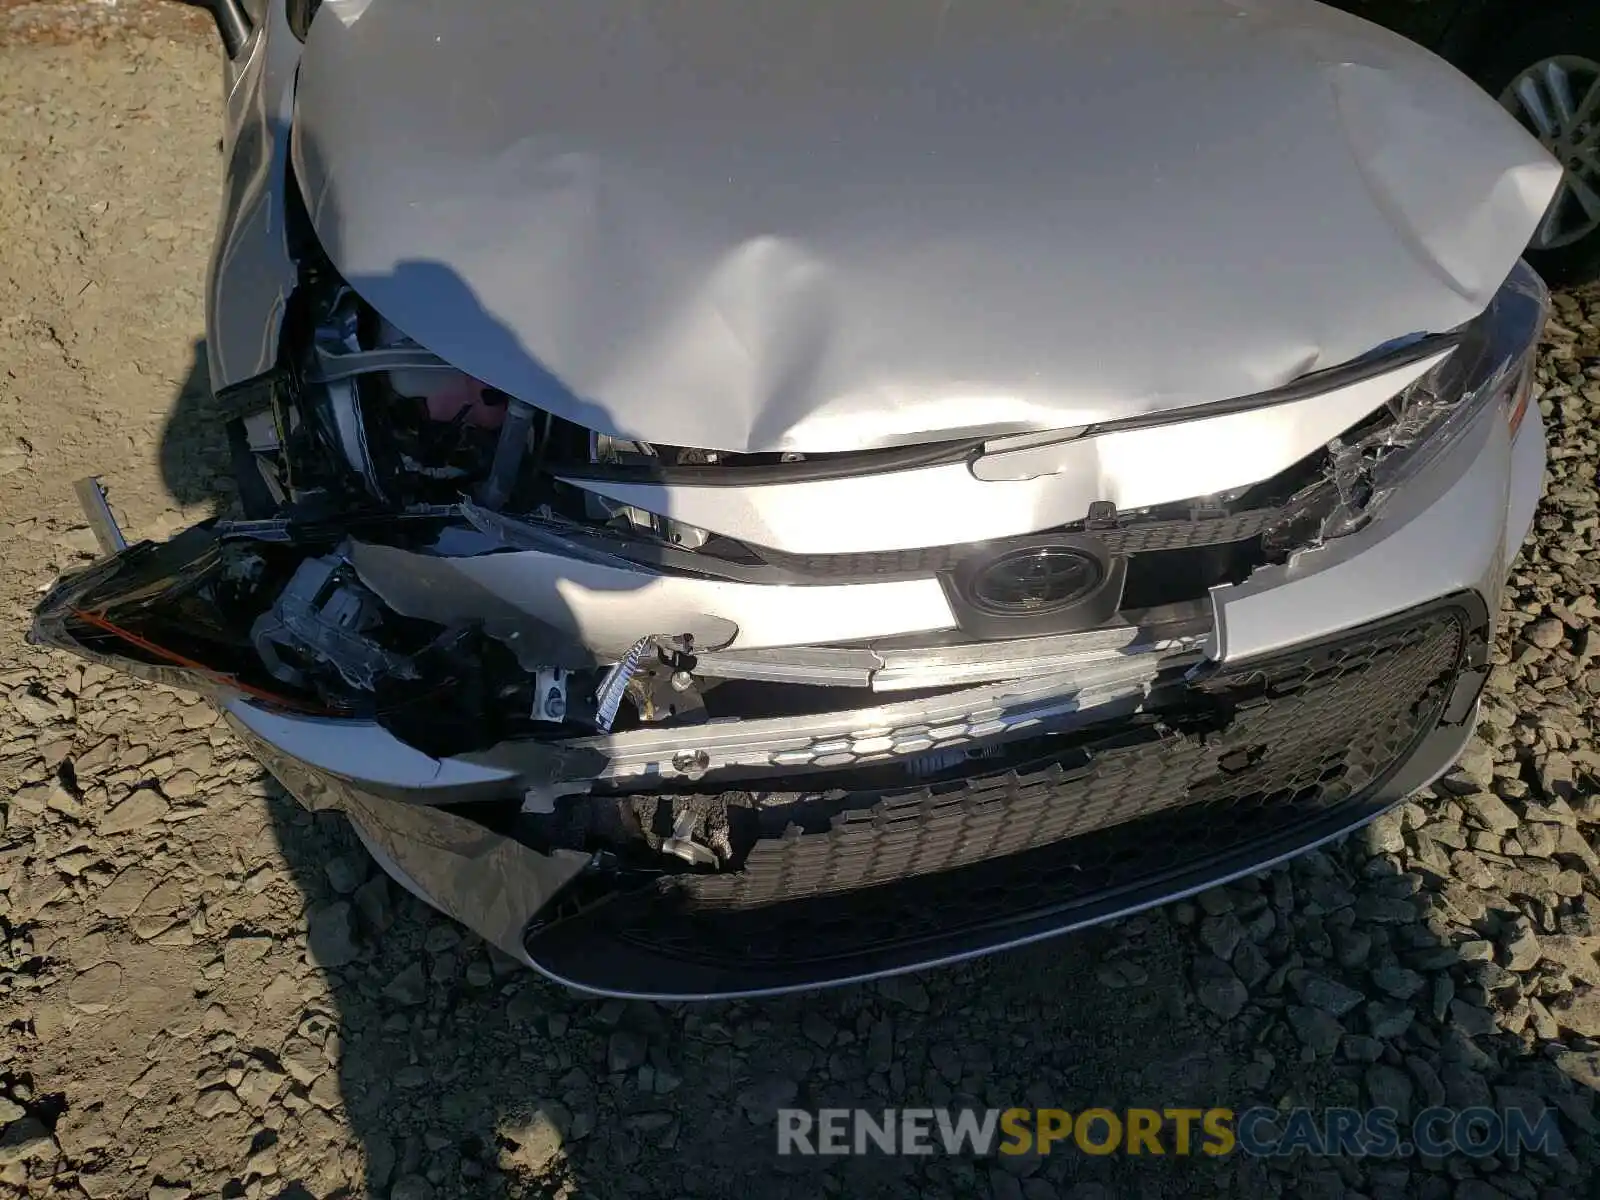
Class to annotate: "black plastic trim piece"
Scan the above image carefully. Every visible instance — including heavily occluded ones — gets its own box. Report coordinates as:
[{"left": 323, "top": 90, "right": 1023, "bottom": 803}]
[
  {"left": 286, "top": 0, "right": 321, "bottom": 42},
  {"left": 549, "top": 331, "right": 1463, "bottom": 493},
  {"left": 551, "top": 436, "right": 986, "bottom": 488},
  {"left": 940, "top": 536, "right": 1128, "bottom": 640},
  {"left": 184, "top": 0, "right": 252, "bottom": 57},
  {"left": 1000, "top": 330, "right": 1463, "bottom": 450}
]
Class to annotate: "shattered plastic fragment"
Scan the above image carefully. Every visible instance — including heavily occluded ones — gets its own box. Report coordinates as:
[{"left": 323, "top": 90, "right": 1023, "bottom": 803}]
[
  {"left": 72, "top": 476, "right": 126, "bottom": 557},
  {"left": 520, "top": 781, "right": 589, "bottom": 817},
  {"left": 662, "top": 811, "right": 720, "bottom": 868},
  {"left": 532, "top": 666, "right": 569, "bottom": 723},
  {"left": 1310, "top": 261, "right": 1549, "bottom": 549},
  {"left": 251, "top": 552, "right": 418, "bottom": 690},
  {"left": 477, "top": 397, "right": 537, "bottom": 509},
  {"left": 593, "top": 636, "right": 652, "bottom": 733}
]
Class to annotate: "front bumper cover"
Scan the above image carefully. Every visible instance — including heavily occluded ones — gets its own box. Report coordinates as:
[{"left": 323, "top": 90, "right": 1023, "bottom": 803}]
[
  {"left": 522, "top": 595, "right": 1489, "bottom": 996},
  {"left": 222, "top": 591, "right": 1487, "bottom": 997}
]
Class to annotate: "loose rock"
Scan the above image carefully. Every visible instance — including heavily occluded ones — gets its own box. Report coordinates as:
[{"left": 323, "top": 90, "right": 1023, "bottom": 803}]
[
  {"left": 98, "top": 787, "right": 169, "bottom": 835},
  {"left": 1287, "top": 1006, "right": 1344, "bottom": 1057},
  {"left": 1291, "top": 972, "right": 1365, "bottom": 1017},
  {"left": 307, "top": 901, "right": 359, "bottom": 969},
  {"left": 1193, "top": 960, "right": 1249, "bottom": 1020}
]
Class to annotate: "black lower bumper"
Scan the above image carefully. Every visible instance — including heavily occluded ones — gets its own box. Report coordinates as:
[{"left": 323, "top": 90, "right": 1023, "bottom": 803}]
[{"left": 522, "top": 596, "right": 1486, "bottom": 997}]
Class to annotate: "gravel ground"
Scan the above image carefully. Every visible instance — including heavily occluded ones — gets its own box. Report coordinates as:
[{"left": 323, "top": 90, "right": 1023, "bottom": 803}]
[{"left": 2, "top": 13, "right": 1600, "bottom": 1200}]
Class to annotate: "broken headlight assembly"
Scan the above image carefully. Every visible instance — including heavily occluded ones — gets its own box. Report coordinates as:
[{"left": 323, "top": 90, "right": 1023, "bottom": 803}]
[
  {"left": 36, "top": 253, "right": 772, "bottom": 755},
  {"left": 1262, "top": 264, "right": 1546, "bottom": 557},
  {"left": 219, "top": 264, "right": 737, "bottom": 563}
]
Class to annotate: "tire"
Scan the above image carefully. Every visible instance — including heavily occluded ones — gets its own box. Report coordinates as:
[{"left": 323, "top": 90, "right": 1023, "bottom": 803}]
[{"left": 1470, "top": 3, "right": 1600, "bottom": 286}]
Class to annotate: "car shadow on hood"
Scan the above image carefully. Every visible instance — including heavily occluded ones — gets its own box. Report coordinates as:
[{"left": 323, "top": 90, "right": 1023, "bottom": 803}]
[{"left": 338, "top": 259, "right": 627, "bottom": 443}]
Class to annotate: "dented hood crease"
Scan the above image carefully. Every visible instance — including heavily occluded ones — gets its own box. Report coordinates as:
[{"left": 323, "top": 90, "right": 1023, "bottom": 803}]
[{"left": 291, "top": 0, "right": 1561, "bottom": 455}]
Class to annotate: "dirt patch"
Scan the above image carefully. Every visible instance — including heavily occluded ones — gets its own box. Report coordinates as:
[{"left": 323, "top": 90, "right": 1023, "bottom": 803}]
[{"left": 0, "top": 0, "right": 210, "bottom": 47}]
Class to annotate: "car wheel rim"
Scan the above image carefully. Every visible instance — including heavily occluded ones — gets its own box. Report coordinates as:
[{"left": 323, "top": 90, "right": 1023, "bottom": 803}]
[{"left": 1499, "top": 55, "right": 1600, "bottom": 250}]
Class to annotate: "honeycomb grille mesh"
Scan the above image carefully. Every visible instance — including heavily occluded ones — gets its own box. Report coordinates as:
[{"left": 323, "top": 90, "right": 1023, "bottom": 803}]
[
  {"left": 740, "top": 510, "right": 1280, "bottom": 579},
  {"left": 561, "top": 604, "right": 1466, "bottom": 968}
]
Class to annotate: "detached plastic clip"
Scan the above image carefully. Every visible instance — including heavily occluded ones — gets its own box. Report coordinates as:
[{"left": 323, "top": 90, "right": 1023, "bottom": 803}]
[
  {"left": 73, "top": 477, "right": 127, "bottom": 558},
  {"left": 1085, "top": 500, "right": 1120, "bottom": 530},
  {"left": 593, "top": 635, "right": 653, "bottom": 732}
]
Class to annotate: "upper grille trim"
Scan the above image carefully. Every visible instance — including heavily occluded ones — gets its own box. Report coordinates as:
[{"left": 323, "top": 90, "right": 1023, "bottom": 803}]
[{"left": 706, "top": 507, "right": 1284, "bottom": 583}]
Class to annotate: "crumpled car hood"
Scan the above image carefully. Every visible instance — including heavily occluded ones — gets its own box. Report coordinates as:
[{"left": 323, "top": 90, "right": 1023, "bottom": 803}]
[{"left": 291, "top": 0, "right": 1560, "bottom": 455}]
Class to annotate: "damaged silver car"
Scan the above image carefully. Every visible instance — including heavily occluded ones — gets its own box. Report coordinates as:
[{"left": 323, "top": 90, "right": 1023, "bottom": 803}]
[{"left": 37, "top": 0, "right": 1563, "bottom": 997}]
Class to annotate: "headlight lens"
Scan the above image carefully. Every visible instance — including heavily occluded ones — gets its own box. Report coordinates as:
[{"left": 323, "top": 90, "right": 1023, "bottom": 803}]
[
  {"left": 1264, "top": 261, "right": 1547, "bottom": 553},
  {"left": 1322, "top": 261, "right": 1547, "bottom": 534}
]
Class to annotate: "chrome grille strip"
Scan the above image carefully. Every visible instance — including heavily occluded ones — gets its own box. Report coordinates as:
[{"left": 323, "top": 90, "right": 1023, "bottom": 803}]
[{"left": 552, "top": 648, "right": 1200, "bottom": 785}]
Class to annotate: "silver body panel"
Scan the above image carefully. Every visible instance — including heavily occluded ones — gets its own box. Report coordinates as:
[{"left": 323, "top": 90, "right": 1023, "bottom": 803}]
[
  {"left": 206, "top": 0, "right": 302, "bottom": 391},
  {"left": 347, "top": 539, "right": 959, "bottom": 657},
  {"left": 285, "top": 0, "right": 1557, "bottom": 453},
  {"left": 1209, "top": 392, "right": 1531, "bottom": 662}
]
